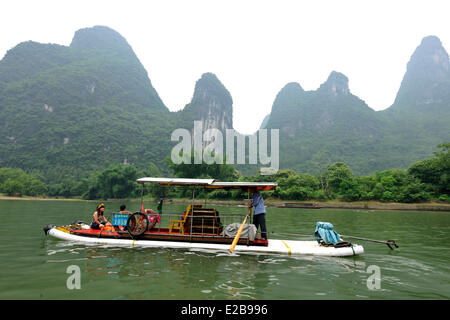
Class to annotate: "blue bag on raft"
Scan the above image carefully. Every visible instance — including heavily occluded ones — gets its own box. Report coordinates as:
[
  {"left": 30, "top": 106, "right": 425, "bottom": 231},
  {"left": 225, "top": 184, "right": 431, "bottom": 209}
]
[{"left": 314, "top": 222, "right": 340, "bottom": 245}]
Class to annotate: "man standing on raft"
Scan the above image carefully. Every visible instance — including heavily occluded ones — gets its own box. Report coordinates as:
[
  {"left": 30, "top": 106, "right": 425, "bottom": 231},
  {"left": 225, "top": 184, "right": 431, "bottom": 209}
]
[{"left": 250, "top": 189, "right": 267, "bottom": 240}]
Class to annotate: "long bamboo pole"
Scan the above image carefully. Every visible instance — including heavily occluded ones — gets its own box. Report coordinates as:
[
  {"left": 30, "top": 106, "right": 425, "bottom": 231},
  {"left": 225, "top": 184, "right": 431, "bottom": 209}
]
[
  {"left": 229, "top": 206, "right": 251, "bottom": 254},
  {"left": 229, "top": 190, "right": 252, "bottom": 254}
]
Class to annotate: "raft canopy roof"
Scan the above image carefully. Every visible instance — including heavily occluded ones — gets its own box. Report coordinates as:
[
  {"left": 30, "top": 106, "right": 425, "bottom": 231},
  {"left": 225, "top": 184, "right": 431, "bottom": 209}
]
[{"left": 136, "top": 177, "right": 277, "bottom": 190}]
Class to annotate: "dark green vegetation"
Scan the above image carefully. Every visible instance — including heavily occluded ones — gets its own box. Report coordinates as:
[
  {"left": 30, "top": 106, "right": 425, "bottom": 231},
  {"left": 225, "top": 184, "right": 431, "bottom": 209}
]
[
  {"left": 1, "top": 143, "right": 448, "bottom": 203},
  {"left": 0, "top": 27, "right": 449, "bottom": 202},
  {"left": 0, "top": 27, "right": 233, "bottom": 184},
  {"left": 205, "top": 143, "right": 450, "bottom": 203},
  {"left": 0, "top": 26, "right": 178, "bottom": 183},
  {"left": 0, "top": 168, "right": 47, "bottom": 196}
]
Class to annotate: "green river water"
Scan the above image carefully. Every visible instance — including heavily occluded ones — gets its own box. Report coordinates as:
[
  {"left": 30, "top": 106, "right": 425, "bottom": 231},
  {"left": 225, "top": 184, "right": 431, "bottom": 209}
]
[{"left": 0, "top": 199, "right": 449, "bottom": 300}]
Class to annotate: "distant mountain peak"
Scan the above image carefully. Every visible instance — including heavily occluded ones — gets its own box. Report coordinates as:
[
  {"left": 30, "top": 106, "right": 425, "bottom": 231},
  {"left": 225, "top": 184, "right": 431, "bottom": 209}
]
[
  {"left": 192, "top": 72, "right": 233, "bottom": 108},
  {"left": 421, "top": 35, "right": 444, "bottom": 47},
  {"left": 393, "top": 35, "right": 450, "bottom": 107},
  {"left": 277, "top": 82, "right": 304, "bottom": 97},
  {"left": 407, "top": 35, "right": 449, "bottom": 75},
  {"left": 282, "top": 82, "right": 304, "bottom": 92},
  {"left": 269, "top": 81, "right": 304, "bottom": 113},
  {"left": 183, "top": 72, "right": 233, "bottom": 132},
  {"left": 70, "top": 26, "right": 133, "bottom": 54},
  {"left": 319, "top": 71, "right": 350, "bottom": 96}
]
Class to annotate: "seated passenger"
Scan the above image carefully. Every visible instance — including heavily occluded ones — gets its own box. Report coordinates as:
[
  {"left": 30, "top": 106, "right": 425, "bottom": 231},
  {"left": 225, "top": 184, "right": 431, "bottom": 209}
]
[
  {"left": 119, "top": 204, "right": 132, "bottom": 214},
  {"left": 117, "top": 204, "right": 132, "bottom": 231},
  {"left": 91, "top": 203, "right": 111, "bottom": 229}
]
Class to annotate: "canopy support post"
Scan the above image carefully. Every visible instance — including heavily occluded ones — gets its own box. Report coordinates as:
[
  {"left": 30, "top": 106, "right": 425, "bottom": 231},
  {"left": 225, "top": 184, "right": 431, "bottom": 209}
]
[
  {"left": 140, "top": 183, "right": 145, "bottom": 212},
  {"left": 190, "top": 187, "right": 195, "bottom": 240},
  {"left": 247, "top": 189, "right": 251, "bottom": 245}
]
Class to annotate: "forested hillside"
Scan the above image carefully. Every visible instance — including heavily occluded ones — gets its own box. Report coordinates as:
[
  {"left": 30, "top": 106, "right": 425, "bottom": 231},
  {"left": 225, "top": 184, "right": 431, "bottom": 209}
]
[
  {"left": 0, "top": 26, "right": 177, "bottom": 183},
  {"left": 0, "top": 26, "right": 449, "bottom": 193},
  {"left": 263, "top": 36, "right": 450, "bottom": 175}
]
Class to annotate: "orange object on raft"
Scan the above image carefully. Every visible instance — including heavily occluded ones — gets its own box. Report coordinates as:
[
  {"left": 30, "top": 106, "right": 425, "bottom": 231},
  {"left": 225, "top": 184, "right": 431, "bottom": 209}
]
[{"left": 101, "top": 225, "right": 115, "bottom": 232}]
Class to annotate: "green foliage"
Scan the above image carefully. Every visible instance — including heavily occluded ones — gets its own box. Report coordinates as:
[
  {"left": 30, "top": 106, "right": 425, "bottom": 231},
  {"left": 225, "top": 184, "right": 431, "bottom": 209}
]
[
  {"left": 82, "top": 165, "right": 140, "bottom": 200},
  {"left": 208, "top": 189, "right": 232, "bottom": 199},
  {"left": 279, "top": 186, "right": 311, "bottom": 200},
  {"left": 0, "top": 168, "right": 47, "bottom": 196},
  {"left": 166, "top": 151, "right": 237, "bottom": 181},
  {"left": 408, "top": 143, "right": 450, "bottom": 195},
  {"left": 0, "top": 28, "right": 175, "bottom": 190},
  {"left": 226, "top": 143, "right": 449, "bottom": 203},
  {"left": 0, "top": 142, "right": 447, "bottom": 203},
  {"left": 327, "top": 162, "right": 354, "bottom": 189},
  {"left": 1, "top": 179, "right": 25, "bottom": 196}
]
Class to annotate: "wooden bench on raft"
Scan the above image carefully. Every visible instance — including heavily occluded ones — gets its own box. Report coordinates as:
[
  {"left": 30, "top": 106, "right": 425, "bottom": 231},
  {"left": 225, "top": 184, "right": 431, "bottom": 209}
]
[{"left": 169, "top": 205, "right": 222, "bottom": 235}]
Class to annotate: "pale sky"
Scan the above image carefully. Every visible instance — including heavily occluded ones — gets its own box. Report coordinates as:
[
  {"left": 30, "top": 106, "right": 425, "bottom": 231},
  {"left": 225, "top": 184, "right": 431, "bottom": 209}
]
[{"left": 1, "top": 0, "right": 449, "bottom": 134}]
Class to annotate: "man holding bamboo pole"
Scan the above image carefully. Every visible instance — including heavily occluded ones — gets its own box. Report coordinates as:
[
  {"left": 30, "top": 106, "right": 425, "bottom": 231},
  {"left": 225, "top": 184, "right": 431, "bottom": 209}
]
[{"left": 229, "top": 188, "right": 268, "bottom": 254}]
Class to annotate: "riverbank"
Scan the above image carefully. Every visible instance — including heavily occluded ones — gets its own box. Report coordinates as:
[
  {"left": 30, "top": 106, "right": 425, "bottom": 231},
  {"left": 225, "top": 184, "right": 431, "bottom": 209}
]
[
  {"left": 2, "top": 195, "right": 450, "bottom": 211},
  {"left": 168, "top": 198, "right": 450, "bottom": 212},
  {"left": 0, "top": 195, "right": 84, "bottom": 201},
  {"left": 315, "top": 200, "right": 450, "bottom": 212}
]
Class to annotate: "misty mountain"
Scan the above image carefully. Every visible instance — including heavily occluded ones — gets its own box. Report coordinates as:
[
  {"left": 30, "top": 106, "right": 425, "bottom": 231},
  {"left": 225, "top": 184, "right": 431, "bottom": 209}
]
[
  {"left": 0, "top": 26, "right": 174, "bottom": 182},
  {"left": 0, "top": 26, "right": 236, "bottom": 183},
  {"left": 176, "top": 72, "right": 233, "bottom": 133},
  {"left": 263, "top": 35, "right": 450, "bottom": 175},
  {"left": 264, "top": 71, "right": 389, "bottom": 174},
  {"left": 0, "top": 26, "right": 448, "bottom": 184},
  {"left": 381, "top": 36, "right": 450, "bottom": 157}
]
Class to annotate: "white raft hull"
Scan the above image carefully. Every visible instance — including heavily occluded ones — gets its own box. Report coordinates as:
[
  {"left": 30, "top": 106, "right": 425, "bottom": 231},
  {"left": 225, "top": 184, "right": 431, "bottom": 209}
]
[{"left": 48, "top": 228, "right": 364, "bottom": 257}]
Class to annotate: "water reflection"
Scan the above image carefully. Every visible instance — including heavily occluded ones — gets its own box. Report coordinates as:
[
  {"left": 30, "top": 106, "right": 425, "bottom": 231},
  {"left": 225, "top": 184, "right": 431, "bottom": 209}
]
[{"left": 42, "top": 241, "right": 377, "bottom": 299}]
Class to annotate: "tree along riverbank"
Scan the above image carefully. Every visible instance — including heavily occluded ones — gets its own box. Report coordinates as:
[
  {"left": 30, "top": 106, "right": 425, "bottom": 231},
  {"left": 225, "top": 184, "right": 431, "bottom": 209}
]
[
  {"left": 1, "top": 195, "right": 450, "bottom": 212},
  {"left": 1, "top": 143, "right": 449, "bottom": 205}
]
